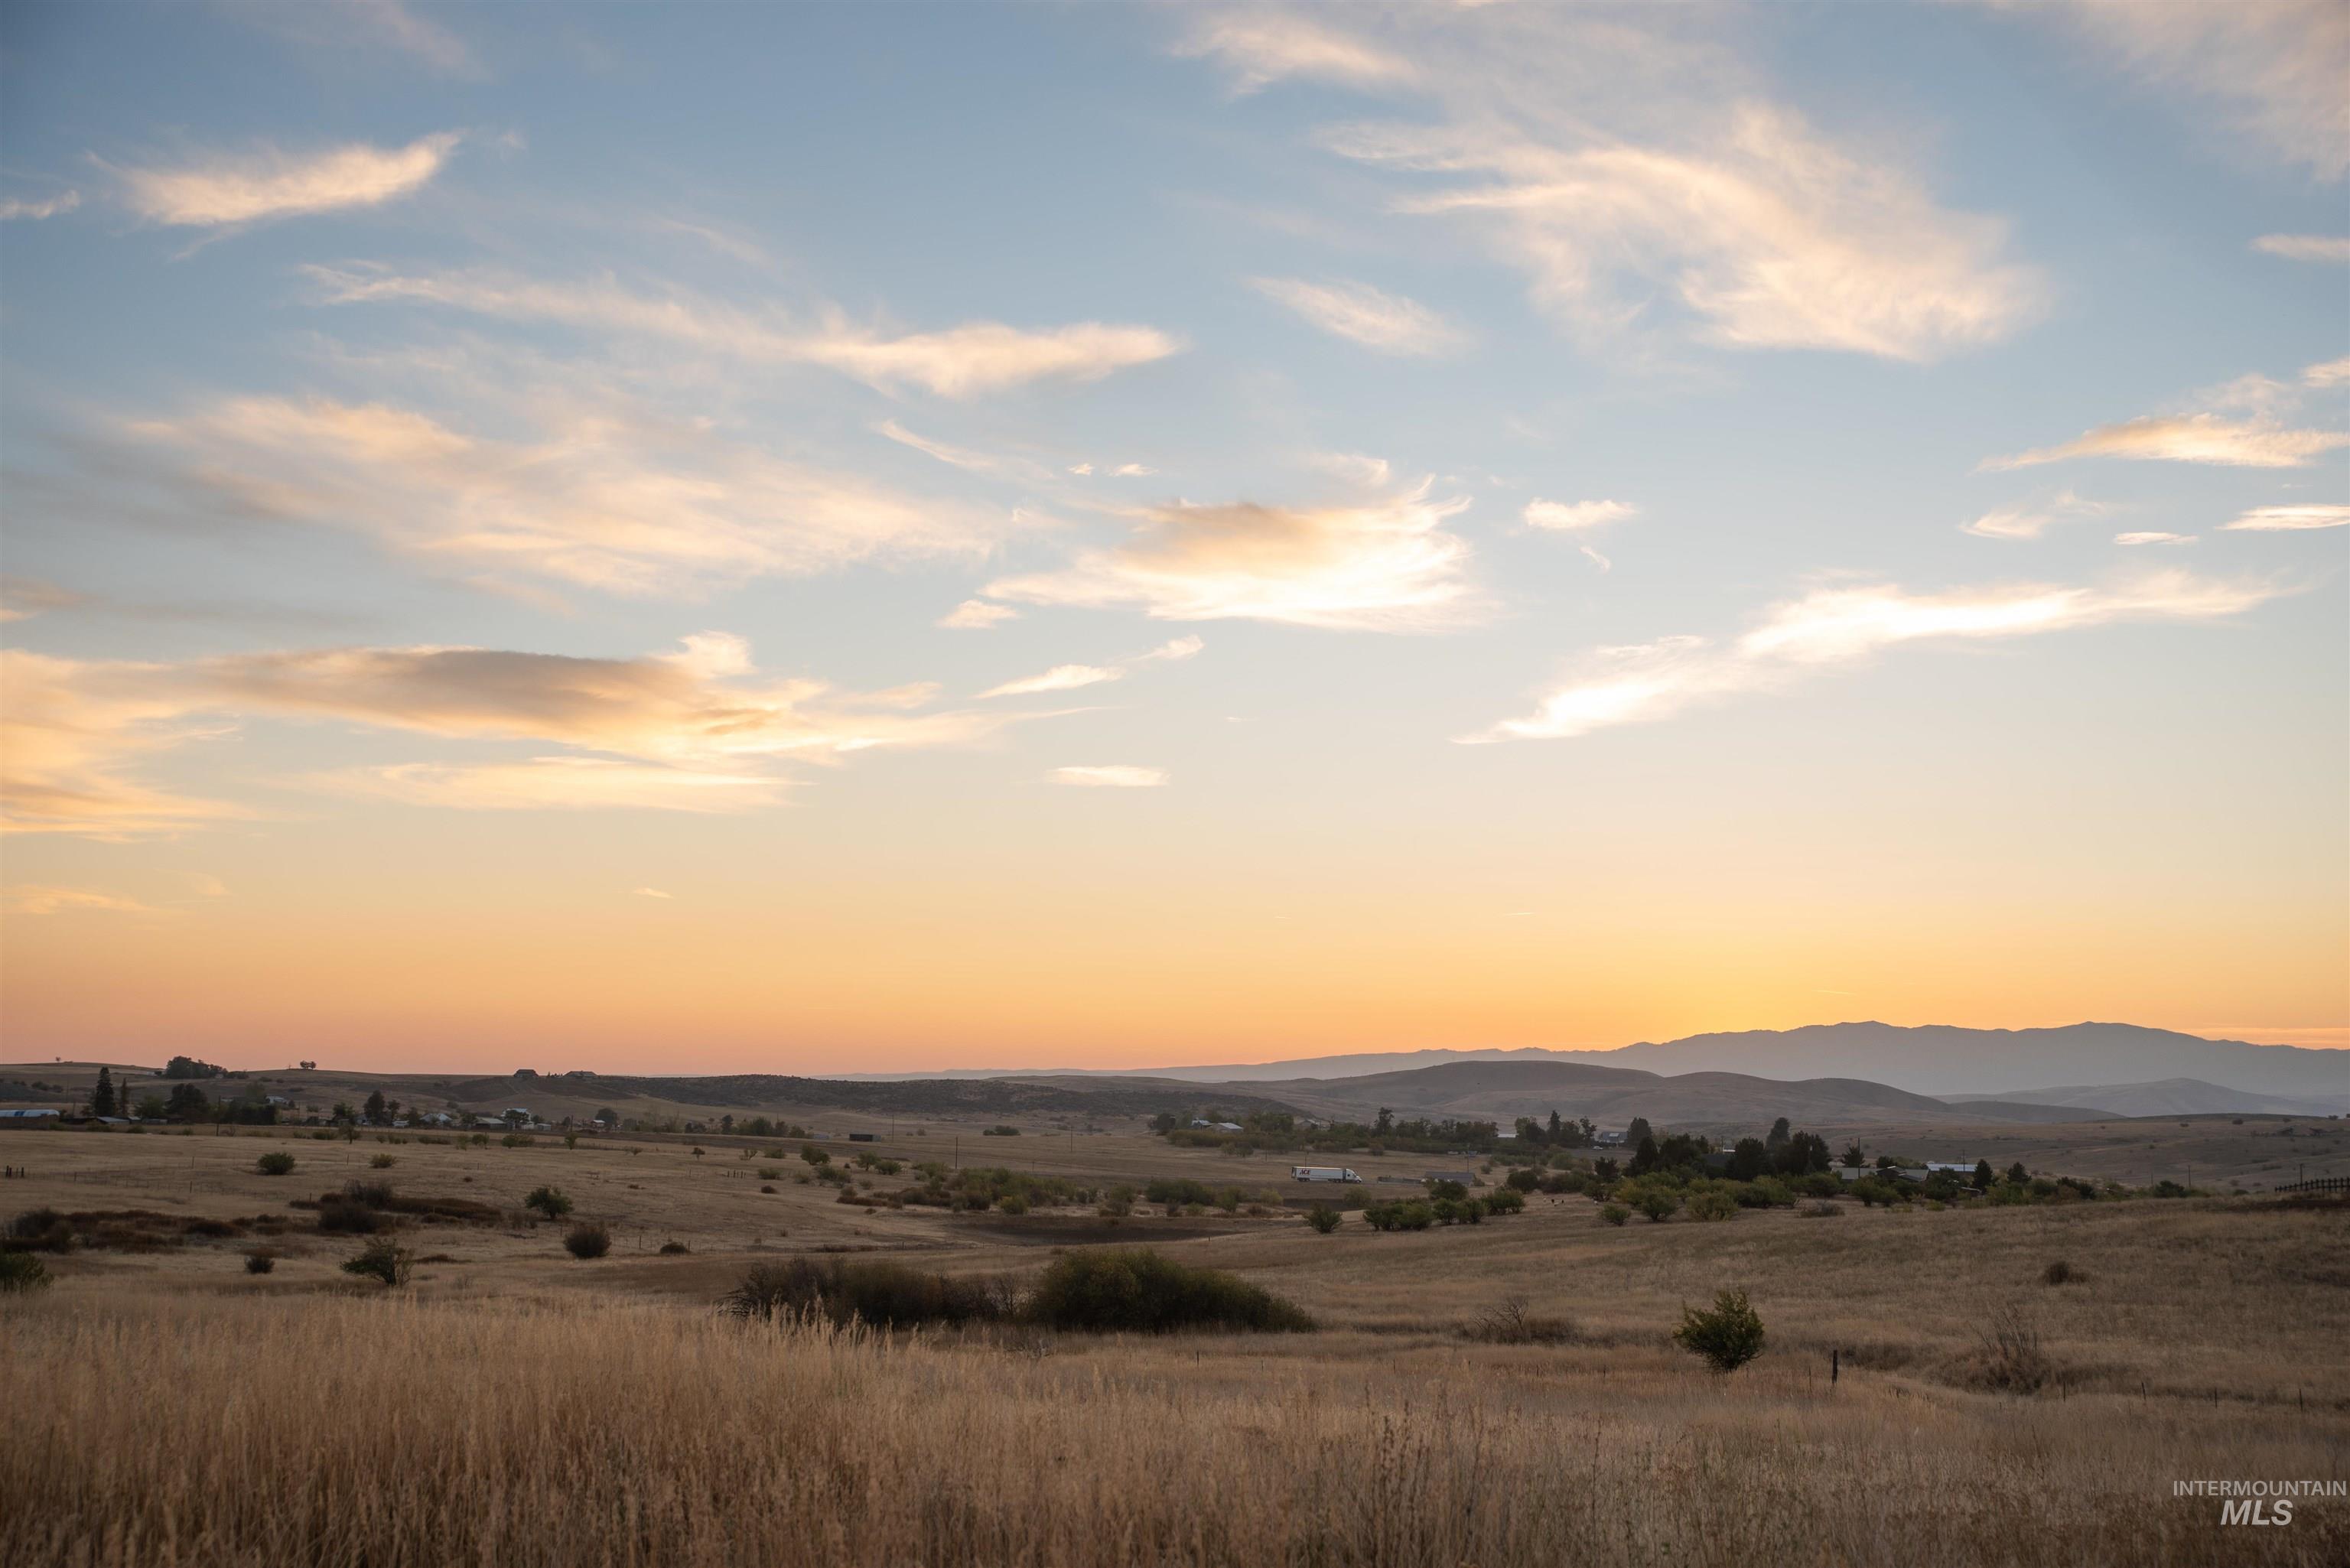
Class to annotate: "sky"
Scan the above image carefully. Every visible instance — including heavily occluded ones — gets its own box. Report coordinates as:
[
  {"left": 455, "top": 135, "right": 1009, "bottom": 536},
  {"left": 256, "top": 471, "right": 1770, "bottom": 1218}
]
[{"left": 0, "top": 1, "right": 2344, "bottom": 1075}]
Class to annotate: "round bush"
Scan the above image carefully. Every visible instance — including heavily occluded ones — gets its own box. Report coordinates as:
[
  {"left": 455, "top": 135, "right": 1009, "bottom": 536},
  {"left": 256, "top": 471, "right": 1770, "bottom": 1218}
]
[
  {"left": 255, "top": 1151, "right": 296, "bottom": 1176},
  {"left": 1675, "top": 1288, "right": 1766, "bottom": 1373},
  {"left": 1306, "top": 1205, "right": 1341, "bottom": 1235},
  {"left": 0, "top": 1250, "right": 50, "bottom": 1293},
  {"left": 1026, "top": 1248, "right": 1312, "bottom": 1334},
  {"left": 563, "top": 1222, "right": 611, "bottom": 1260}
]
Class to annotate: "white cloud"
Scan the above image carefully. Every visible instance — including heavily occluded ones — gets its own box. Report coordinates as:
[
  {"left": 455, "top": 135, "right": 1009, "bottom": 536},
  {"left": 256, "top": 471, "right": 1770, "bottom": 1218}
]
[
  {"left": 980, "top": 664, "right": 1125, "bottom": 699},
  {"left": 113, "top": 133, "right": 461, "bottom": 226},
  {"left": 1578, "top": 544, "right": 1612, "bottom": 573},
  {"left": 2254, "top": 233, "right": 2350, "bottom": 262},
  {"left": 2221, "top": 504, "right": 2350, "bottom": 532},
  {"left": 939, "top": 600, "right": 1020, "bottom": 630},
  {"left": 1336, "top": 106, "right": 2042, "bottom": 362},
  {"left": 0, "top": 190, "right": 80, "bottom": 221},
  {"left": 874, "top": 419, "right": 1001, "bottom": 473},
  {"left": 1112, "top": 463, "right": 1158, "bottom": 477},
  {"left": 986, "top": 480, "right": 1478, "bottom": 631},
  {"left": 1523, "top": 498, "right": 1636, "bottom": 532},
  {"left": 1310, "top": 452, "right": 1393, "bottom": 489},
  {"left": 1179, "top": 11, "right": 1417, "bottom": 93},
  {"left": 1047, "top": 765, "right": 1168, "bottom": 788},
  {"left": 2, "top": 636, "right": 1038, "bottom": 834},
  {"left": 116, "top": 394, "right": 1011, "bottom": 600},
  {"left": 307, "top": 266, "right": 1181, "bottom": 397},
  {"left": 1984, "top": 415, "right": 2348, "bottom": 470},
  {"left": 2303, "top": 356, "right": 2350, "bottom": 388},
  {"left": 1250, "top": 277, "right": 1467, "bottom": 356},
  {"left": 1467, "top": 570, "right": 2289, "bottom": 742},
  {"left": 1140, "top": 636, "right": 1205, "bottom": 662},
  {"left": 3, "top": 886, "right": 160, "bottom": 916},
  {"left": 320, "top": 758, "right": 789, "bottom": 813},
  {"left": 2061, "top": 0, "right": 2348, "bottom": 179},
  {"left": 2114, "top": 532, "right": 2196, "bottom": 546},
  {"left": 1961, "top": 490, "right": 2106, "bottom": 541},
  {"left": 633, "top": 886, "right": 674, "bottom": 899}
]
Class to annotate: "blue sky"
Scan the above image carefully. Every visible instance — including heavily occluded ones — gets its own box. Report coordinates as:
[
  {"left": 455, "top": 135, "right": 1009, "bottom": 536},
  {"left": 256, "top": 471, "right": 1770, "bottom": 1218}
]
[{"left": 1, "top": 2, "right": 2343, "bottom": 1069}]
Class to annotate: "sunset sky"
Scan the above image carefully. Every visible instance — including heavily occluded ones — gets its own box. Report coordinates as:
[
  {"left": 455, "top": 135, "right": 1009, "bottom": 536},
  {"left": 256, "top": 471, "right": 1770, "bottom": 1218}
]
[{"left": 2, "top": 2, "right": 2344, "bottom": 1073}]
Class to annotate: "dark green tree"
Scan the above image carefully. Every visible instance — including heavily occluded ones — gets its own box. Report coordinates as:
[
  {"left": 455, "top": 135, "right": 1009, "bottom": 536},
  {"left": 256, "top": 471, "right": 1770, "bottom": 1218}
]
[
  {"left": 1973, "top": 1158, "right": 1995, "bottom": 1189},
  {"left": 88, "top": 1068, "right": 117, "bottom": 1119},
  {"left": 165, "top": 1082, "right": 211, "bottom": 1120},
  {"left": 1766, "top": 1117, "right": 1791, "bottom": 1147},
  {"left": 1623, "top": 1116, "right": 1653, "bottom": 1148},
  {"left": 363, "top": 1090, "right": 389, "bottom": 1126}
]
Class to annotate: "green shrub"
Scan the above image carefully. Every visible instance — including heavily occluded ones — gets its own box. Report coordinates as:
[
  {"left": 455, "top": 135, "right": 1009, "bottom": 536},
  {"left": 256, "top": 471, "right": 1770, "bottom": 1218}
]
[
  {"left": 997, "top": 1195, "right": 1029, "bottom": 1215},
  {"left": 1686, "top": 1189, "right": 1739, "bottom": 1222},
  {"left": 243, "top": 1250, "right": 276, "bottom": 1274},
  {"left": 1633, "top": 1187, "right": 1680, "bottom": 1223},
  {"left": 658, "top": 1239, "right": 689, "bottom": 1255},
  {"left": 1674, "top": 1289, "right": 1766, "bottom": 1373},
  {"left": 721, "top": 1257, "right": 1011, "bottom": 1329},
  {"left": 563, "top": 1222, "right": 611, "bottom": 1260},
  {"left": 522, "top": 1186, "right": 572, "bottom": 1220},
  {"left": 0, "top": 1250, "right": 50, "bottom": 1292},
  {"left": 1600, "top": 1203, "right": 1631, "bottom": 1226},
  {"left": 1025, "top": 1248, "right": 1312, "bottom": 1333},
  {"left": 369, "top": 1153, "right": 396, "bottom": 1169},
  {"left": 8, "top": 1208, "right": 71, "bottom": 1251},
  {"left": 1306, "top": 1204, "right": 1342, "bottom": 1234},
  {"left": 339, "top": 1237, "right": 414, "bottom": 1288},
  {"left": 799, "top": 1145, "right": 829, "bottom": 1166},
  {"left": 255, "top": 1151, "right": 296, "bottom": 1176}
]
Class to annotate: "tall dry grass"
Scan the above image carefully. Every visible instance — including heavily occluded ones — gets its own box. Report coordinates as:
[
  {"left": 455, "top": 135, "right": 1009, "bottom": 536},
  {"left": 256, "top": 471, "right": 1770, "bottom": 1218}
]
[{"left": 4, "top": 1289, "right": 2344, "bottom": 1568}]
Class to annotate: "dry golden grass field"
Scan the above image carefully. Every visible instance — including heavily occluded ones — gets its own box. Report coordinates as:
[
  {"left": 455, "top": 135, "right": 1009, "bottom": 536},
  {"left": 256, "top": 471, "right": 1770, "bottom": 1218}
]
[{"left": 3, "top": 1113, "right": 2347, "bottom": 1567}]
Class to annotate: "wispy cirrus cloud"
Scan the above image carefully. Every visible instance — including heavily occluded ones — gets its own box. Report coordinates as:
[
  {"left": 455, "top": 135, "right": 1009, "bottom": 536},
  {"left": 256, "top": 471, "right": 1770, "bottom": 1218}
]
[
  {"left": 111, "top": 133, "right": 461, "bottom": 226},
  {"left": 985, "top": 480, "right": 1477, "bottom": 630},
  {"left": 1983, "top": 415, "right": 2348, "bottom": 470},
  {"left": 1466, "top": 570, "right": 2289, "bottom": 742},
  {"left": 2221, "top": 504, "right": 2349, "bottom": 532},
  {"left": 1984, "top": 371, "right": 2348, "bottom": 471},
  {"left": 978, "top": 633, "right": 1206, "bottom": 700},
  {"left": 981, "top": 664, "right": 1124, "bottom": 699},
  {"left": 2114, "top": 532, "right": 2196, "bottom": 546},
  {"left": 1, "top": 635, "right": 1037, "bottom": 834},
  {"left": 2, "top": 886, "right": 161, "bottom": 916},
  {"left": 305, "top": 265, "right": 1181, "bottom": 397},
  {"left": 109, "top": 393, "right": 1011, "bottom": 600},
  {"left": 1961, "top": 490, "right": 2106, "bottom": 541},
  {"left": 1177, "top": 11, "right": 1416, "bottom": 93},
  {"left": 0, "top": 190, "right": 80, "bottom": 221},
  {"left": 938, "top": 600, "right": 1021, "bottom": 630},
  {"left": 1250, "top": 277, "right": 1466, "bottom": 356},
  {"left": 1046, "top": 765, "right": 1167, "bottom": 788},
  {"left": 239, "top": 0, "right": 483, "bottom": 78},
  {"left": 1183, "top": 8, "right": 2042, "bottom": 363},
  {"left": 2253, "top": 233, "right": 2350, "bottom": 262},
  {"left": 1523, "top": 498, "right": 1636, "bottom": 532},
  {"left": 2057, "top": 0, "right": 2348, "bottom": 179}
]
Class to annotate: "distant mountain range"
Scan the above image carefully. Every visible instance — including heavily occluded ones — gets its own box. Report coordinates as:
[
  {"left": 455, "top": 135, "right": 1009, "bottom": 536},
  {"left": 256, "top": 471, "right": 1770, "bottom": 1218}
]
[
  {"left": 1944, "top": 1078, "right": 2347, "bottom": 1119},
  {"left": 850, "top": 1023, "right": 2348, "bottom": 1107}
]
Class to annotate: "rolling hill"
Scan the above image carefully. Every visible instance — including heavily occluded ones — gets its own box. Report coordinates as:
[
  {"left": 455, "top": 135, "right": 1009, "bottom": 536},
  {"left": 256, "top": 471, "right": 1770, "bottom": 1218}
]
[{"left": 955, "top": 1023, "right": 2346, "bottom": 1103}]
